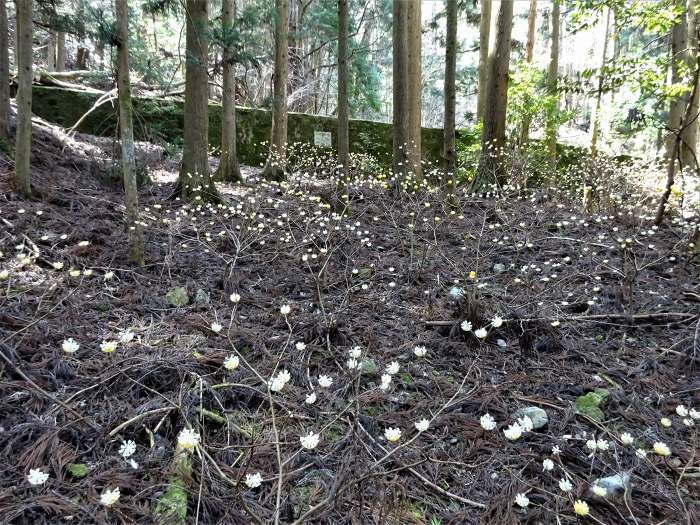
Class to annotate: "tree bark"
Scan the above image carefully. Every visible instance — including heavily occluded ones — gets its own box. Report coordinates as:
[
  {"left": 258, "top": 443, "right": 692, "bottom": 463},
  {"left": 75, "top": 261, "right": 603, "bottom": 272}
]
[
  {"left": 590, "top": 6, "right": 611, "bottom": 157},
  {"left": 56, "top": 31, "right": 66, "bottom": 71},
  {"left": 217, "top": 0, "right": 242, "bottom": 183},
  {"left": 115, "top": 0, "right": 144, "bottom": 266},
  {"left": 262, "top": 0, "right": 289, "bottom": 181},
  {"left": 47, "top": 32, "right": 56, "bottom": 71},
  {"left": 0, "top": 0, "right": 9, "bottom": 140},
  {"left": 545, "top": 0, "right": 560, "bottom": 169},
  {"left": 443, "top": 0, "right": 457, "bottom": 190},
  {"left": 476, "top": 0, "right": 492, "bottom": 123},
  {"left": 392, "top": 0, "right": 408, "bottom": 179},
  {"left": 681, "top": 0, "right": 698, "bottom": 173},
  {"left": 518, "top": 0, "right": 537, "bottom": 146},
  {"left": 14, "top": 0, "right": 32, "bottom": 197},
  {"left": 473, "top": 0, "right": 513, "bottom": 191},
  {"left": 337, "top": 0, "right": 350, "bottom": 193},
  {"left": 179, "top": 0, "right": 218, "bottom": 200},
  {"left": 664, "top": 6, "right": 687, "bottom": 165},
  {"left": 406, "top": 0, "right": 422, "bottom": 181},
  {"left": 77, "top": 47, "right": 90, "bottom": 69}
]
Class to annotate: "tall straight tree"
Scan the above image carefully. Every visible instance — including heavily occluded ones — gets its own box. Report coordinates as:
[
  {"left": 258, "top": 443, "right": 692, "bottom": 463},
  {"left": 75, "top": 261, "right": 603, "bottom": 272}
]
[
  {"left": 179, "top": 0, "right": 217, "bottom": 200},
  {"left": 519, "top": 0, "right": 537, "bottom": 146},
  {"left": 56, "top": 32, "right": 66, "bottom": 71},
  {"left": 476, "top": 0, "right": 492, "bottom": 122},
  {"left": 14, "top": 0, "right": 32, "bottom": 196},
  {"left": 545, "top": 0, "right": 560, "bottom": 168},
  {"left": 474, "top": 0, "right": 513, "bottom": 191},
  {"left": 406, "top": 0, "right": 421, "bottom": 181},
  {"left": 217, "top": 0, "right": 242, "bottom": 182},
  {"left": 681, "top": 0, "right": 698, "bottom": 173},
  {"left": 589, "top": 6, "right": 611, "bottom": 156},
  {"left": 337, "top": 0, "right": 349, "bottom": 182},
  {"left": 0, "top": 0, "right": 9, "bottom": 140},
  {"left": 262, "top": 0, "right": 289, "bottom": 181},
  {"left": 392, "top": 0, "right": 408, "bottom": 179},
  {"left": 115, "top": 0, "right": 144, "bottom": 265},
  {"left": 443, "top": 0, "right": 457, "bottom": 190}
]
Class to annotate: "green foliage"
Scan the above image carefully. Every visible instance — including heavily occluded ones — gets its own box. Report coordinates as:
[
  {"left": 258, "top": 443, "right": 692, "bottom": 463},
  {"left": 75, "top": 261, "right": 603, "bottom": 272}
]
[
  {"left": 66, "top": 463, "right": 89, "bottom": 478},
  {"left": 575, "top": 388, "right": 611, "bottom": 422}
]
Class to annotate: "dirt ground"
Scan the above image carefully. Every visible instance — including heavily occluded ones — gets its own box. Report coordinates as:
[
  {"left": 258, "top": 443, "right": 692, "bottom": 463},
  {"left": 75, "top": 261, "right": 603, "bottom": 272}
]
[{"left": 0, "top": 120, "right": 698, "bottom": 524}]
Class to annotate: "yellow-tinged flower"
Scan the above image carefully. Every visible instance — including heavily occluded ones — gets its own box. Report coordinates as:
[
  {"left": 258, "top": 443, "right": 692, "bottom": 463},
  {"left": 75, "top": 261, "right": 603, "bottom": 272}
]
[{"left": 573, "top": 499, "right": 589, "bottom": 516}]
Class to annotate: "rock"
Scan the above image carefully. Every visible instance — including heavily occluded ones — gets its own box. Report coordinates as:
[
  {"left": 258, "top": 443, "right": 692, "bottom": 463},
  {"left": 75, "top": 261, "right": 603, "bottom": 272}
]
[
  {"left": 591, "top": 472, "right": 631, "bottom": 500},
  {"left": 166, "top": 286, "right": 189, "bottom": 307},
  {"left": 514, "top": 406, "right": 549, "bottom": 430},
  {"left": 493, "top": 263, "right": 507, "bottom": 274},
  {"left": 575, "top": 388, "right": 610, "bottom": 422},
  {"left": 194, "top": 288, "right": 210, "bottom": 304}
]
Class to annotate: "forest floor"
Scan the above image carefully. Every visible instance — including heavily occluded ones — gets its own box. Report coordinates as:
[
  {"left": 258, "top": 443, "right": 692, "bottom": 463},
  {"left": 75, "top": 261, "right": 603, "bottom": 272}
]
[{"left": 0, "top": 119, "right": 699, "bottom": 525}]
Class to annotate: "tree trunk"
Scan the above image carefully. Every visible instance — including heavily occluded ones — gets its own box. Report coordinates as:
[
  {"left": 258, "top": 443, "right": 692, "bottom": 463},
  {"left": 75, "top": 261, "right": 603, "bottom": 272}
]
[
  {"left": 664, "top": 7, "right": 687, "bottom": 165},
  {"left": 0, "top": 0, "right": 9, "bottom": 140},
  {"left": 115, "top": 0, "right": 144, "bottom": 266},
  {"left": 545, "top": 0, "right": 560, "bottom": 169},
  {"left": 14, "top": 0, "right": 32, "bottom": 197},
  {"left": 443, "top": 0, "right": 457, "bottom": 190},
  {"left": 262, "top": 0, "right": 289, "bottom": 181},
  {"left": 392, "top": 0, "right": 408, "bottom": 179},
  {"left": 179, "top": 0, "right": 217, "bottom": 200},
  {"left": 590, "top": 6, "right": 611, "bottom": 157},
  {"left": 518, "top": 0, "right": 537, "bottom": 146},
  {"left": 406, "top": 0, "right": 422, "bottom": 181},
  {"left": 77, "top": 47, "right": 90, "bottom": 69},
  {"left": 473, "top": 0, "right": 513, "bottom": 191},
  {"left": 47, "top": 33, "right": 56, "bottom": 71},
  {"left": 337, "top": 0, "right": 349, "bottom": 190},
  {"left": 56, "top": 32, "right": 66, "bottom": 71},
  {"left": 681, "top": 0, "right": 698, "bottom": 173},
  {"left": 217, "top": 0, "right": 242, "bottom": 183},
  {"left": 476, "top": 0, "right": 492, "bottom": 123}
]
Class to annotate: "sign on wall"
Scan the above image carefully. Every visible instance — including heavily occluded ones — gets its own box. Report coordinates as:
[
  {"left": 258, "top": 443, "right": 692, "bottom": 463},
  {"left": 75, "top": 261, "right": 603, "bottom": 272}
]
[{"left": 314, "top": 131, "right": 332, "bottom": 148}]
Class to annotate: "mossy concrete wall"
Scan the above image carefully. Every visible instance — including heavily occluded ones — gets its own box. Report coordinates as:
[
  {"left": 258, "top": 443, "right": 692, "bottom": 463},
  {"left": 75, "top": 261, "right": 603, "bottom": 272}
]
[{"left": 32, "top": 86, "right": 460, "bottom": 167}]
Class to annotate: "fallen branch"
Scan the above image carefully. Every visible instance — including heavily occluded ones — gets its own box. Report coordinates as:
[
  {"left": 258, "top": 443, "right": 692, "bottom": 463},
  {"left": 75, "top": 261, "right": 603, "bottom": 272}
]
[
  {"left": 426, "top": 312, "right": 697, "bottom": 327},
  {"left": 108, "top": 406, "right": 175, "bottom": 437}
]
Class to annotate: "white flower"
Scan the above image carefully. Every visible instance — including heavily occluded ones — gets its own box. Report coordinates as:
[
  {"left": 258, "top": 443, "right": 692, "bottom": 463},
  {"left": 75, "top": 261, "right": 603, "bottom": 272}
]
[
  {"left": 305, "top": 392, "right": 317, "bottom": 404},
  {"left": 653, "top": 441, "right": 671, "bottom": 457},
  {"left": 295, "top": 341, "right": 306, "bottom": 351},
  {"left": 104, "top": 271, "right": 114, "bottom": 280},
  {"left": 573, "top": 499, "right": 590, "bottom": 516},
  {"left": 460, "top": 320, "right": 472, "bottom": 332},
  {"left": 62, "top": 338, "right": 80, "bottom": 354},
  {"left": 559, "top": 478, "right": 573, "bottom": 492},
  {"left": 384, "top": 427, "right": 402, "bottom": 442},
  {"left": 318, "top": 375, "right": 333, "bottom": 388},
  {"left": 596, "top": 439, "right": 609, "bottom": 451},
  {"left": 270, "top": 377, "right": 286, "bottom": 392},
  {"left": 51, "top": 261, "right": 64, "bottom": 270},
  {"left": 100, "top": 340, "right": 118, "bottom": 353},
  {"left": 660, "top": 417, "right": 672, "bottom": 428},
  {"left": 385, "top": 361, "right": 400, "bottom": 375},
  {"left": 27, "top": 468, "right": 49, "bottom": 486},
  {"left": 413, "top": 345, "right": 428, "bottom": 357},
  {"left": 100, "top": 487, "right": 120, "bottom": 507},
  {"left": 491, "top": 315, "right": 504, "bottom": 328},
  {"left": 245, "top": 472, "right": 263, "bottom": 488},
  {"left": 620, "top": 432, "right": 634, "bottom": 445},
  {"left": 177, "top": 428, "right": 201, "bottom": 451},
  {"left": 346, "top": 358, "right": 361, "bottom": 370},
  {"left": 349, "top": 346, "right": 362, "bottom": 358},
  {"left": 414, "top": 419, "right": 430, "bottom": 432},
  {"left": 514, "top": 493, "right": 529, "bottom": 508},
  {"left": 119, "top": 440, "right": 136, "bottom": 458},
  {"left": 690, "top": 408, "right": 700, "bottom": 420},
  {"left": 683, "top": 418, "right": 695, "bottom": 427},
  {"left": 585, "top": 439, "right": 598, "bottom": 452},
  {"left": 277, "top": 370, "right": 291, "bottom": 383},
  {"left": 676, "top": 405, "right": 688, "bottom": 417},
  {"left": 299, "top": 432, "right": 320, "bottom": 450},
  {"left": 211, "top": 322, "right": 223, "bottom": 333},
  {"left": 517, "top": 416, "right": 533, "bottom": 432},
  {"left": 229, "top": 292, "right": 241, "bottom": 303},
  {"left": 474, "top": 327, "right": 488, "bottom": 339},
  {"left": 480, "top": 413, "right": 497, "bottom": 431},
  {"left": 592, "top": 484, "right": 607, "bottom": 497},
  {"left": 551, "top": 445, "right": 561, "bottom": 455},
  {"left": 223, "top": 354, "right": 240, "bottom": 371},
  {"left": 118, "top": 330, "right": 135, "bottom": 343},
  {"left": 280, "top": 304, "right": 291, "bottom": 315},
  {"left": 635, "top": 448, "right": 647, "bottom": 459},
  {"left": 380, "top": 374, "right": 392, "bottom": 391},
  {"left": 542, "top": 458, "right": 554, "bottom": 471},
  {"left": 503, "top": 423, "right": 522, "bottom": 441}
]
